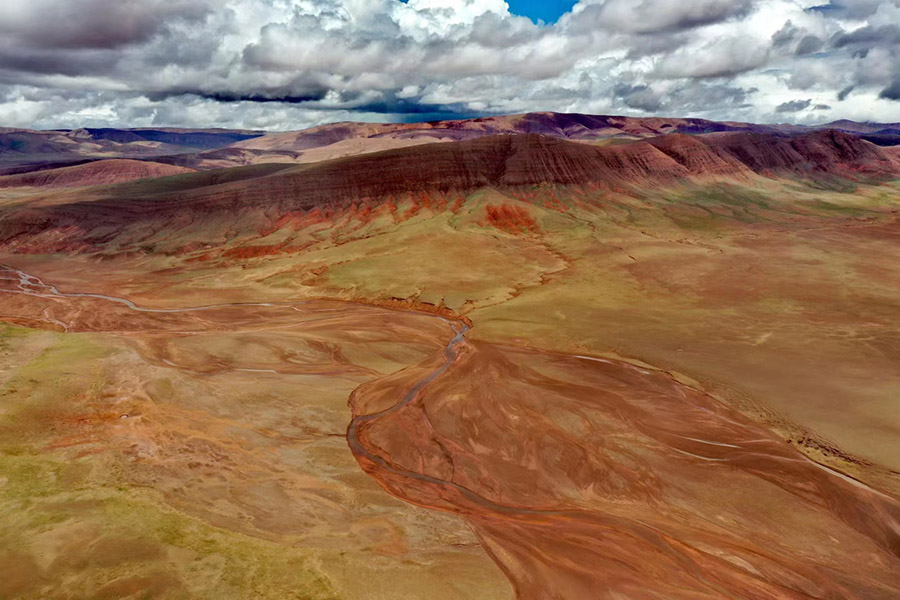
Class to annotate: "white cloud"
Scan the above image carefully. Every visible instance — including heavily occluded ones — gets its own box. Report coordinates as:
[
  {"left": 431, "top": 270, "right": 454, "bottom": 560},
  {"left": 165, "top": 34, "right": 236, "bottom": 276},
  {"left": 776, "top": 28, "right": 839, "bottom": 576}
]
[{"left": 0, "top": 0, "right": 898, "bottom": 129}]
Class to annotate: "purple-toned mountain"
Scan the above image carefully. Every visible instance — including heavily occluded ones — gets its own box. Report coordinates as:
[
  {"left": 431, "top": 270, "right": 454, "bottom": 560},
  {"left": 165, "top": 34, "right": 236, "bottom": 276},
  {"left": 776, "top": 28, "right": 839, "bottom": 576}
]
[
  {"left": 4, "top": 112, "right": 899, "bottom": 173},
  {"left": 164, "top": 112, "right": 900, "bottom": 169},
  {"left": 0, "top": 127, "right": 264, "bottom": 173}
]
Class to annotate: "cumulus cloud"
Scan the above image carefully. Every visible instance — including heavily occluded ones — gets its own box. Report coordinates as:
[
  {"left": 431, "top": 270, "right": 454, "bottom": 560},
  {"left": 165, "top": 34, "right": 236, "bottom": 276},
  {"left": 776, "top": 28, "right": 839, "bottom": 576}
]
[
  {"left": 655, "top": 35, "right": 772, "bottom": 78},
  {"left": 0, "top": 0, "right": 898, "bottom": 129}
]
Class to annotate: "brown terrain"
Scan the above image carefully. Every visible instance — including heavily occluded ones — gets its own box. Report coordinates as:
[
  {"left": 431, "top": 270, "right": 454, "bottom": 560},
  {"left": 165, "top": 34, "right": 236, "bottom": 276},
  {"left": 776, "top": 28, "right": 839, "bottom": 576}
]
[
  {"left": 4, "top": 112, "right": 898, "bottom": 173},
  {"left": 1, "top": 112, "right": 900, "bottom": 599},
  {"left": 0, "top": 159, "right": 194, "bottom": 189},
  {"left": 176, "top": 112, "right": 900, "bottom": 168},
  {"left": 1, "top": 129, "right": 896, "bottom": 248}
]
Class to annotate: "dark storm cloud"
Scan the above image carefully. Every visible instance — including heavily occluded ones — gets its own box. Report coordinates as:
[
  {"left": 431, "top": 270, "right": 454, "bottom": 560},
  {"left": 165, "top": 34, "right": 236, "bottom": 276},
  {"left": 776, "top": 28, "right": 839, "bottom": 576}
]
[
  {"left": 808, "top": 0, "right": 890, "bottom": 18},
  {"left": 679, "top": 83, "right": 756, "bottom": 109},
  {"left": 147, "top": 83, "right": 486, "bottom": 119},
  {"left": 1, "top": 0, "right": 900, "bottom": 129},
  {"left": 832, "top": 24, "right": 900, "bottom": 48},
  {"left": 612, "top": 80, "right": 754, "bottom": 114},
  {"left": 0, "top": 48, "right": 120, "bottom": 77},
  {"left": 879, "top": 80, "right": 900, "bottom": 100},
  {"left": 772, "top": 21, "right": 824, "bottom": 54},
  {"left": 570, "top": 0, "right": 755, "bottom": 34},
  {"left": 175, "top": 91, "right": 332, "bottom": 104},
  {"left": 0, "top": 0, "right": 211, "bottom": 50},
  {"left": 776, "top": 98, "right": 812, "bottom": 112},
  {"left": 772, "top": 20, "right": 802, "bottom": 46},
  {"left": 624, "top": 33, "right": 691, "bottom": 59},
  {"left": 795, "top": 35, "right": 824, "bottom": 54},
  {"left": 344, "top": 99, "right": 482, "bottom": 116},
  {"left": 613, "top": 83, "right": 664, "bottom": 112}
]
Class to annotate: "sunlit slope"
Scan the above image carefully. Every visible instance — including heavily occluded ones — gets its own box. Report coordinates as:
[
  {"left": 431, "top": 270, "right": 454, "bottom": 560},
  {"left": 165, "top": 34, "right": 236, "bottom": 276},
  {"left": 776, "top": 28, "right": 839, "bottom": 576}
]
[
  {"left": 185, "top": 111, "right": 900, "bottom": 167},
  {"left": 0, "top": 129, "right": 894, "bottom": 249},
  {"left": 1, "top": 131, "right": 899, "bottom": 479},
  {"left": 0, "top": 159, "right": 195, "bottom": 189},
  {"left": 2, "top": 128, "right": 900, "bottom": 598},
  {"left": 351, "top": 337, "right": 900, "bottom": 599}
]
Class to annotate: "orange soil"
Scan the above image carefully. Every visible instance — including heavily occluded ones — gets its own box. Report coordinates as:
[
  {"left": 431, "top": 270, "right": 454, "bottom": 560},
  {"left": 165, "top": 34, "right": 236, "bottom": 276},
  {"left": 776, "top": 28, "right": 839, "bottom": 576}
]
[
  {"left": 3, "top": 262, "right": 900, "bottom": 598},
  {"left": 484, "top": 203, "right": 539, "bottom": 234},
  {"left": 350, "top": 339, "right": 900, "bottom": 599}
]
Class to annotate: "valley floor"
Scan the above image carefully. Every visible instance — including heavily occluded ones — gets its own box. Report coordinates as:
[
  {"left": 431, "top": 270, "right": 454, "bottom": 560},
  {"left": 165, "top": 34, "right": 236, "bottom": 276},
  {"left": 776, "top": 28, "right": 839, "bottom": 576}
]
[{"left": 2, "top": 177, "right": 900, "bottom": 598}]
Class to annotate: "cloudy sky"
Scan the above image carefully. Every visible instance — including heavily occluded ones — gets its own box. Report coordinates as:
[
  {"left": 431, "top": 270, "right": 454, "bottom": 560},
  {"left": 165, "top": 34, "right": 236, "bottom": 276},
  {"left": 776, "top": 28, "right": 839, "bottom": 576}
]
[{"left": 0, "top": 0, "right": 898, "bottom": 130}]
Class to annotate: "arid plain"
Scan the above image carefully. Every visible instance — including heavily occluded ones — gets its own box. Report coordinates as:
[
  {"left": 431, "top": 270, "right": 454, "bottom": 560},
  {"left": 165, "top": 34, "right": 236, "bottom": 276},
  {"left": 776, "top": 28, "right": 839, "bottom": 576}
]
[{"left": 1, "top": 113, "right": 900, "bottom": 599}]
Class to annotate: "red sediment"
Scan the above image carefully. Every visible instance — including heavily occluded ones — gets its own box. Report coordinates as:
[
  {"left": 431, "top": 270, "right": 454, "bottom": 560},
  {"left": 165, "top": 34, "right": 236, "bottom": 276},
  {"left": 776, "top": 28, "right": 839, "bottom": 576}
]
[
  {"left": 484, "top": 203, "right": 539, "bottom": 234},
  {"left": 449, "top": 194, "right": 466, "bottom": 213},
  {"left": 345, "top": 295, "right": 472, "bottom": 326},
  {"left": 221, "top": 245, "right": 286, "bottom": 259},
  {"left": 348, "top": 339, "right": 900, "bottom": 599}
]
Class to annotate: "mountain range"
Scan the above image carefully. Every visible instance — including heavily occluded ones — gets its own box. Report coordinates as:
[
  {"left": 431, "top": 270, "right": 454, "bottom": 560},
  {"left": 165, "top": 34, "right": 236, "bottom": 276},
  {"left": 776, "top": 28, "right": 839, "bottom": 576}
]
[
  {"left": 2, "top": 112, "right": 900, "bottom": 600},
  {"left": 3, "top": 112, "right": 899, "bottom": 176}
]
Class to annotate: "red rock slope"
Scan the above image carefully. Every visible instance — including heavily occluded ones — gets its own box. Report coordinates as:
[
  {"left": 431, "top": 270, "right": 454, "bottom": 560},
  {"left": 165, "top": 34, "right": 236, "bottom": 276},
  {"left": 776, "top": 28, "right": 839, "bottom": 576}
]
[
  {"left": 0, "top": 130, "right": 895, "bottom": 253},
  {"left": 173, "top": 130, "right": 898, "bottom": 212}
]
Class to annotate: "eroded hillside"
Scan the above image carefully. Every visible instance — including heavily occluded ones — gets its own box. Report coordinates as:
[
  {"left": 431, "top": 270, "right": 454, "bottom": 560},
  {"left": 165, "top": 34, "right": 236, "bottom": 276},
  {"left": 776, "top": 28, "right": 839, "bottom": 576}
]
[{"left": 1, "top": 125, "right": 900, "bottom": 599}]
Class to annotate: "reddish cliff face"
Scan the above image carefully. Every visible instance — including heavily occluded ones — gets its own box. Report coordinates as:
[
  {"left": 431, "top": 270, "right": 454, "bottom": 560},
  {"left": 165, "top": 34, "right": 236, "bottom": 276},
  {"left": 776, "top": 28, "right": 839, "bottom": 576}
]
[
  {"left": 704, "top": 129, "right": 898, "bottom": 175},
  {"left": 172, "top": 130, "right": 898, "bottom": 211},
  {"left": 646, "top": 134, "right": 753, "bottom": 177},
  {"left": 5, "top": 114, "right": 899, "bottom": 173}
]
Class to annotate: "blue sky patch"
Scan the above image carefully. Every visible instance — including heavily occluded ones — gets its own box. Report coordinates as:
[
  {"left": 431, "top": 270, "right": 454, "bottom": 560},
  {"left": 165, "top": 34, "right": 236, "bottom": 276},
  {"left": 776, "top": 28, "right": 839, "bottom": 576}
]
[{"left": 507, "top": 0, "right": 578, "bottom": 23}]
